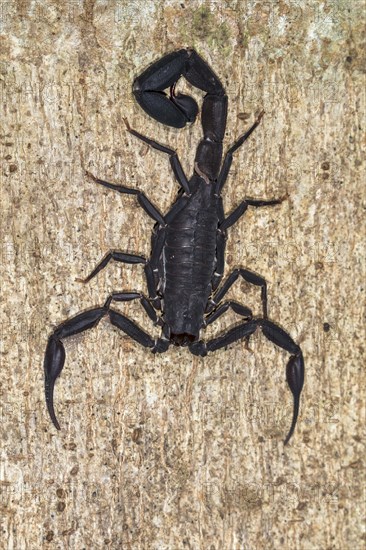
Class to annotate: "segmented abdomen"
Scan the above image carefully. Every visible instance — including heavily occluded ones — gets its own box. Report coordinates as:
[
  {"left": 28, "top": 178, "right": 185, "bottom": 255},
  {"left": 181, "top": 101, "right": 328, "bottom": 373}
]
[{"left": 162, "top": 191, "right": 218, "bottom": 336}]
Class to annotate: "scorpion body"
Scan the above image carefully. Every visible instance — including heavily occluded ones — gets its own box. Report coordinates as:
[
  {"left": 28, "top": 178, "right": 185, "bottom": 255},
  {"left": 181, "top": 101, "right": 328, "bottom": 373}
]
[
  {"left": 164, "top": 180, "right": 219, "bottom": 343},
  {"left": 44, "top": 49, "right": 304, "bottom": 444}
]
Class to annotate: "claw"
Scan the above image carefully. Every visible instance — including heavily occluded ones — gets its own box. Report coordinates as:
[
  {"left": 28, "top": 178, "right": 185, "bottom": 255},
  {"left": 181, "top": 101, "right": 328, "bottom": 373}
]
[
  {"left": 44, "top": 336, "right": 65, "bottom": 430},
  {"left": 284, "top": 351, "right": 304, "bottom": 445},
  {"left": 260, "top": 319, "right": 304, "bottom": 444}
]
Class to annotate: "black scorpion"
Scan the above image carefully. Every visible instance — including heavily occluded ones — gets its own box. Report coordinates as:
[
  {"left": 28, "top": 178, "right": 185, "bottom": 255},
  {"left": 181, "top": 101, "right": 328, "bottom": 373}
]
[{"left": 44, "top": 49, "right": 304, "bottom": 444}]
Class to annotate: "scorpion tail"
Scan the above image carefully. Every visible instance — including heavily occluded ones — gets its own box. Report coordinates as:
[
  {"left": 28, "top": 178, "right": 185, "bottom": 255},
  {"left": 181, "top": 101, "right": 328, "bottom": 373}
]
[
  {"left": 44, "top": 336, "right": 65, "bottom": 430},
  {"left": 132, "top": 48, "right": 228, "bottom": 181},
  {"left": 133, "top": 49, "right": 198, "bottom": 128}
]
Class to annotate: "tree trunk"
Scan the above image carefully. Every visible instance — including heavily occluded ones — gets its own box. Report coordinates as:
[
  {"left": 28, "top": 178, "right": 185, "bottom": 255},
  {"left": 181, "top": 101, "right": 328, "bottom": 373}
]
[{"left": 1, "top": 2, "right": 364, "bottom": 549}]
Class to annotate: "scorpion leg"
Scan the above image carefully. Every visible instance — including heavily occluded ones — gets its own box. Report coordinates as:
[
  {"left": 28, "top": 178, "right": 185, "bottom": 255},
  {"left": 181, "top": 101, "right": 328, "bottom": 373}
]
[
  {"left": 190, "top": 318, "right": 304, "bottom": 444},
  {"left": 216, "top": 111, "right": 265, "bottom": 195},
  {"left": 204, "top": 300, "right": 253, "bottom": 352},
  {"left": 204, "top": 301, "right": 252, "bottom": 326},
  {"left": 220, "top": 196, "right": 285, "bottom": 231},
  {"left": 78, "top": 251, "right": 146, "bottom": 283},
  {"left": 44, "top": 300, "right": 155, "bottom": 429},
  {"left": 124, "top": 119, "right": 191, "bottom": 195},
  {"left": 104, "top": 291, "right": 162, "bottom": 326},
  {"left": 207, "top": 268, "right": 269, "bottom": 319},
  {"left": 86, "top": 171, "right": 165, "bottom": 225}
]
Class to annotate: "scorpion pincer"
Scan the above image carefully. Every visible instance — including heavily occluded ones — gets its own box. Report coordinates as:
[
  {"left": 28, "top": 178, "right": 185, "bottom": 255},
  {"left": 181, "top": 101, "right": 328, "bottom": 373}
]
[{"left": 44, "top": 49, "right": 304, "bottom": 444}]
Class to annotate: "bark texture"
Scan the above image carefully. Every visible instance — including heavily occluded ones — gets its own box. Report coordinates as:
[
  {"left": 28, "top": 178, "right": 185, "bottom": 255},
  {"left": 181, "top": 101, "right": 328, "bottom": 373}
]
[{"left": 1, "top": 1, "right": 364, "bottom": 549}]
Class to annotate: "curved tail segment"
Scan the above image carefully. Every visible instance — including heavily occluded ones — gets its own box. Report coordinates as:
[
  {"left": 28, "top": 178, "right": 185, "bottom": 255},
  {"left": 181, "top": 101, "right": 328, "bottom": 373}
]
[
  {"left": 132, "top": 48, "right": 228, "bottom": 183},
  {"left": 133, "top": 50, "right": 198, "bottom": 128}
]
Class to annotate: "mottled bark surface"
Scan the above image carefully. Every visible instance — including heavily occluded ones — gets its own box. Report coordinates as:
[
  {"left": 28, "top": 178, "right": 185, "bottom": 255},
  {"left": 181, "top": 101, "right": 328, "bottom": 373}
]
[{"left": 1, "top": 1, "right": 364, "bottom": 549}]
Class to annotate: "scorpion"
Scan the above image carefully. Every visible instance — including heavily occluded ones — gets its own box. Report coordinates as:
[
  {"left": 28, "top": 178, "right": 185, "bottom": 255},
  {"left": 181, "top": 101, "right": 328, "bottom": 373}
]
[{"left": 44, "top": 48, "right": 304, "bottom": 444}]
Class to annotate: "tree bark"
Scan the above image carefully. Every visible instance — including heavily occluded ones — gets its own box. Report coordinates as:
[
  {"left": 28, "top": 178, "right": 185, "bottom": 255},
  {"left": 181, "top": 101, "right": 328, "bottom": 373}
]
[{"left": 1, "top": 1, "right": 364, "bottom": 549}]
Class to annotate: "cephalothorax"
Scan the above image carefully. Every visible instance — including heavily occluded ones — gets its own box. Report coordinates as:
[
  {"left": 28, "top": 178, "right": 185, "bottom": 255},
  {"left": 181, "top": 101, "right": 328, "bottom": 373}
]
[{"left": 44, "top": 49, "right": 304, "bottom": 444}]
